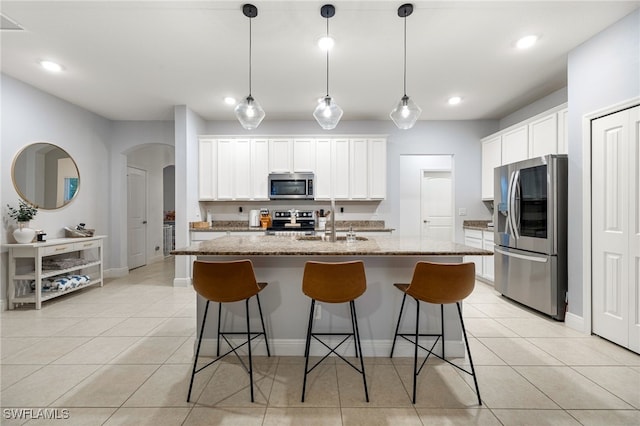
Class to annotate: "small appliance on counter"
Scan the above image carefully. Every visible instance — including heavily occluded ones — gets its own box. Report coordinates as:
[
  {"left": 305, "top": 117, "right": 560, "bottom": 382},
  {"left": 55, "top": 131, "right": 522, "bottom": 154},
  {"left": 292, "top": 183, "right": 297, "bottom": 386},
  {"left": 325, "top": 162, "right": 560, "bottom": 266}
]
[
  {"left": 260, "top": 209, "right": 271, "bottom": 229},
  {"left": 249, "top": 209, "right": 261, "bottom": 227},
  {"left": 266, "top": 210, "right": 315, "bottom": 235}
]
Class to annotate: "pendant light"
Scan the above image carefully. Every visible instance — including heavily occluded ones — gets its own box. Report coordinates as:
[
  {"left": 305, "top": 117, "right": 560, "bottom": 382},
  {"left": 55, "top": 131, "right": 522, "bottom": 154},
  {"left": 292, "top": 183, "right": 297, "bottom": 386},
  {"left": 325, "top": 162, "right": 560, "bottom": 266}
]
[
  {"left": 313, "top": 4, "right": 343, "bottom": 130},
  {"left": 390, "top": 3, "right": 421, "bottom": 130},
  {"left": 235, "top": 4, "right": 265, "bottom": 130}
]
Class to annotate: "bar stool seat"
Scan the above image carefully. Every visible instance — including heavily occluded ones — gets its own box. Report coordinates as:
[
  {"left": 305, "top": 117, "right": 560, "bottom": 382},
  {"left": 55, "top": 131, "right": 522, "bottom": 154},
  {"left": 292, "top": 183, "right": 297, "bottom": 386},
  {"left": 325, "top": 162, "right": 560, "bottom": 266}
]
[
  {"left": 390, "top": 261, "right": 481, "bottom": 405},
  {"left": 301, "top": 260, "right": 369, "bottom": 403},
  {"left": 187, "top": 259, "right": 270, "bottom": 403}
]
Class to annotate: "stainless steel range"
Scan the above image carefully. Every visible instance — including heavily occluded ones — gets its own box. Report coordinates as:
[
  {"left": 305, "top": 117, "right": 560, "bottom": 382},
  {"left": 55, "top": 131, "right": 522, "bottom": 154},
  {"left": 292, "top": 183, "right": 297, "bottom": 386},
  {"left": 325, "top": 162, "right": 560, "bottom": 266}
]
[{"left": 266, "top": 210, "right": 315, "bottom": 235}]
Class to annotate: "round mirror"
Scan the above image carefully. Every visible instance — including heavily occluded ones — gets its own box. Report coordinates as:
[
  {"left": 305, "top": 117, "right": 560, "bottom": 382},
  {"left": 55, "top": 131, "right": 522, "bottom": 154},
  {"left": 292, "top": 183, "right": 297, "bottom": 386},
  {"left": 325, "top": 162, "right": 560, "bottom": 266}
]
[{"left": 11, "top": 143, "right": 80, "bottom": 210}]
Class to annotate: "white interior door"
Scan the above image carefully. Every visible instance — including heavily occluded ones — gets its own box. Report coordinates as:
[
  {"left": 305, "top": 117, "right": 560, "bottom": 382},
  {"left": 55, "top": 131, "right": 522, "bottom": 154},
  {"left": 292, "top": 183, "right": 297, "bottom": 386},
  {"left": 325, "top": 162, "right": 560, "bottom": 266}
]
[
  {"left": 592, "top": 105, "right": 640, "bottom": 353},
  {"left": 127, "top": 167, "right": 147, "bottom": 270},
  {"left": 421, "top": 170, "right": 453, "bottom": 241}
]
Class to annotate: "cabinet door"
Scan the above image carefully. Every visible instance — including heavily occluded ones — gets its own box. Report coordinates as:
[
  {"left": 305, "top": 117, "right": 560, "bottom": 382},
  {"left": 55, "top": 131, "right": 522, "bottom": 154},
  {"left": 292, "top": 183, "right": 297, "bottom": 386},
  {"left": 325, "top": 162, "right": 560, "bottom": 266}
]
[
  {"left": 483, "top": 230, "right": 495, "bottom": 282},
  {"left": 198, "top": 138, "right": 217, "bottom": 200},
  {"left": 529, "top": 113, "right": 558, "bottom": 158},
  {"left": 481, "top": 136, "right": 501, "bottom": 200},
  {"left": 217, "top": 139, "right": 234, "bottom": 199},
  {"left": 233, "top": 139, "right": 251, "bottom": 199},
  {"left": 350, "top": 139, "right": 369, "bottom": 199},
  {"left": 464, "top": 233, "right": 484, "bottom": 277},
  {"left": 251, "top": 139, "right": 269, "bottom": 199},
  {"left": 315, "top": 139, "right": 332, "bottom": 200},
  {"left": 557, "top": 108, "right": 568, "bottom": 155},
  {"left": 501, "top": 126, "right": 528, "bottom": 165},
  {"left": 268, "top": 139, "right": 293, "bottom": 172},
  {"left": 369, "top": 138, "right": 387, "bottom": 199},
  {"left": 333, "top": 139, "right": 350, "bottom": 199},
  {"left": 293, "top": 138, "right": 316, "bottom": 172}
]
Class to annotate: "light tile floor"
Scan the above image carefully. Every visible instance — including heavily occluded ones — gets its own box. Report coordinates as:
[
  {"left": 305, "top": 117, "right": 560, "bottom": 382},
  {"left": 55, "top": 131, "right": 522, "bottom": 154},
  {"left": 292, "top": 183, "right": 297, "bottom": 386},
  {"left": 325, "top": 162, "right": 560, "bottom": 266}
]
[{"left": 1, "top": 258, "right": 639, "bottom": 425}]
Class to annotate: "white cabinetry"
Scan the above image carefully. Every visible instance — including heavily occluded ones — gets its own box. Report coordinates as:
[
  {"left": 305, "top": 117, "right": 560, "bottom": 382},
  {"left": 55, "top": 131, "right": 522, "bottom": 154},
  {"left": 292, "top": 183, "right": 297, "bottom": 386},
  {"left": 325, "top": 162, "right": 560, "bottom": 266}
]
[
  {"left": 481, "top": 103, "right": 568, "bottom": 200},
  {"left": 529, "top": 114, "right": 557, "bottom": 158},
  {"left": 293, "top": 138, "right": 316, "bottom": 172},
  {"left": 199, "top": 138, "right": 269, "bottom": 201},
  {"left": 464, "top": 229, "right": 484, "bottom": 278},
  {"left": 199, "top": 136, "right": 387, "bottom": 201},
  {"left": 501, "top": 125, "right": 528, "bottom": 165},
  {"left": 464, "top": 229, "right": 494, "bottom": 283},
  {"left": 268, "top": 139, "right": 293, "bottom": 172},
  {"left": 6, "top": 236, "right": 105, "bottom": 310},
  {"left": 481, "top": 136, "right": 501, "bottom": 200},
  {"left": 482, "top": 230, "right": 494, "bottom": 282}
]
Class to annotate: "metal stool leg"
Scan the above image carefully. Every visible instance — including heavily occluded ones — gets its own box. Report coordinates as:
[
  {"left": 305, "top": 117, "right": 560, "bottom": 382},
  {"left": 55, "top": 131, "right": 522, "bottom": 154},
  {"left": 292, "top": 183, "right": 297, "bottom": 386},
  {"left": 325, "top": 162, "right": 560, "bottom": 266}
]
[
  {"left": 245, "top": 298, "right": 254, "bottom": 403},
  {"left": 216, "top": 302, "right": 222, "bottom": 357},
  {"left": 255, "top": 293, "right": 270, "bottom": 357},
  {"left": 350, "top": 300, "right": 369, "bottom": 402},
  {"left": 390, "top": 292, "right": 407, "bottom": 357},
  {"left": 188, "top": 300, "right": 209, "bottom": 402},
  {"left": 441, "top": 303, "right": 445, "bottom": 358},
  {"left": 350, "top": 301, "right": 359, "bottom": 359},
  {"left": 301, "top": 299, "right": 316, "bottom": 402},
  {"left": 412, "top": 298, "right": 420, "bottom": 404},
  {"left": 457, "top": 302, "right": 481, "bottom": 405}
]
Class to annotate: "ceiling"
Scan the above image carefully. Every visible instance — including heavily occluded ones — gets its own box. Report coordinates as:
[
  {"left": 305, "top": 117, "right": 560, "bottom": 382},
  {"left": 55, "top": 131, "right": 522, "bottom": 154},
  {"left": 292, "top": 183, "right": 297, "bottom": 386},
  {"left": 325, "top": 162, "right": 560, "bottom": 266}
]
[{"left": 1, "top": 1, "right": 639, "bottom": 122}]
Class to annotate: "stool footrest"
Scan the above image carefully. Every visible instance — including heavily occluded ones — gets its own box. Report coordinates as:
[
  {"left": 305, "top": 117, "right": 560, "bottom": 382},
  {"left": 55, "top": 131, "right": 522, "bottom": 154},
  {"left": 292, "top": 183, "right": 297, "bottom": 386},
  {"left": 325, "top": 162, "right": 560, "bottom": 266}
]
[{"left": 306, "top": 332, "right": 363, "bottom": 376}]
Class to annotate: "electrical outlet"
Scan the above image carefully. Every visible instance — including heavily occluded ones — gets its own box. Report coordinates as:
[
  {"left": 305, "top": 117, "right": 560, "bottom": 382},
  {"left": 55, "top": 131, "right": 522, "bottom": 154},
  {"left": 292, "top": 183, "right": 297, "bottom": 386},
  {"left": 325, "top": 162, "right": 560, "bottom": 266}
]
[
  {"left": 314, "top": 305, "right": 322, "bottom": 320},
  {"left": 458, "top": 208, "right": 467, "bottom": 216},
  {"left": 340, "top": 207, "right": 344, "bottom": 213}
]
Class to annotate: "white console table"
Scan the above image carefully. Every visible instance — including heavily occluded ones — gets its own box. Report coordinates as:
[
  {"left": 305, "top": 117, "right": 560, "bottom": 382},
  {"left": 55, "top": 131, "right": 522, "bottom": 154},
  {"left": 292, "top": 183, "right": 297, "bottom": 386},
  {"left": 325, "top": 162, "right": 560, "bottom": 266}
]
[{"left": 6, "top": 236, "right": 105, "bottom": 309}]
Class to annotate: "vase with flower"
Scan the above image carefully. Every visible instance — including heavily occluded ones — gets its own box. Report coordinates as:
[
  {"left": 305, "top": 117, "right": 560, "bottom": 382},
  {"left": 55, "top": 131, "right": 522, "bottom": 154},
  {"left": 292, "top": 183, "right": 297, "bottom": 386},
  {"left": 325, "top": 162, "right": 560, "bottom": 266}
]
[{"left": 7, "top": 200, "right": 38, "bottom": 243}]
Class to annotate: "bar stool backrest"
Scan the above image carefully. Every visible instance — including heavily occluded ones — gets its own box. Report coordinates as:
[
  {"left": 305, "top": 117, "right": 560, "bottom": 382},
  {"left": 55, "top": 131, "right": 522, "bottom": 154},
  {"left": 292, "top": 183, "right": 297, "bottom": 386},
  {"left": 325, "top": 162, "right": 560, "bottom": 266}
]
[
  {"left": 302, "top": 261, "right": 367, "bottom": 303},
  {"left": 406, "top": 262, "right": 475, "bottom": 304},
  {"left": 193, "top": 260, "right": 260, "bottom": 303}
]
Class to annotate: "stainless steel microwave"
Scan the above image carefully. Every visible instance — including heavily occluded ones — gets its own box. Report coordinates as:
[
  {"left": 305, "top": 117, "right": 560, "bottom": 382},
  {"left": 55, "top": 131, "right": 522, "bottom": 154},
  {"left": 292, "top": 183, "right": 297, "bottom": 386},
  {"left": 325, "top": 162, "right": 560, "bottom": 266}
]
[{"left": 268, "top": 172, "right": 314, "bottom": 200}]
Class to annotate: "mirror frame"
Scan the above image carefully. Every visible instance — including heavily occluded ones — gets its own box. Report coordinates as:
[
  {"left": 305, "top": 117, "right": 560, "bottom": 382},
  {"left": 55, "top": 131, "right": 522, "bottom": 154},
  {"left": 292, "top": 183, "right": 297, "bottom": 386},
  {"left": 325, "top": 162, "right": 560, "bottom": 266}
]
[{"left": 11, "top": 142, "right": 81, "bottom": 210}]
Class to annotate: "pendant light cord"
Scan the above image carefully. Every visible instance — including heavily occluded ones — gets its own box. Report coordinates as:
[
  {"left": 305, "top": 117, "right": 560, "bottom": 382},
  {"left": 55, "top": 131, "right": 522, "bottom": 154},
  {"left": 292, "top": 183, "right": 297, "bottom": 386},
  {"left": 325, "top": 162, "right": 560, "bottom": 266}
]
[
  {"left": 325, "top": 16, "right": 330, "bottom": 97},
  {"left": 403, "top": 13, "right": 407, "bottom": 97},
  {"left": 248, "top": 16, "right": 253, "bottom": 97}
]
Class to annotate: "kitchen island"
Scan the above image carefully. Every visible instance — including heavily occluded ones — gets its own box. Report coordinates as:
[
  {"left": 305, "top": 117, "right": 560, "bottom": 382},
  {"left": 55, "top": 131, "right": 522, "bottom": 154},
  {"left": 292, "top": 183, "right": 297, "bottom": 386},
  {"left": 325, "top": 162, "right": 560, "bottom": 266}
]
[{"left": 172, "top": 234, "right": 492, "bottom": 358}]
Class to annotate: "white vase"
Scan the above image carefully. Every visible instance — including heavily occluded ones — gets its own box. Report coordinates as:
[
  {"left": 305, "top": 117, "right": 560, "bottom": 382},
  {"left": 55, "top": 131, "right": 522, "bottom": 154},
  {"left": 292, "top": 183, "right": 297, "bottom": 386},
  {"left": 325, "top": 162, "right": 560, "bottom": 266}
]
[{"left": 13, "top": 223, "right": 36, "bottom": 244}]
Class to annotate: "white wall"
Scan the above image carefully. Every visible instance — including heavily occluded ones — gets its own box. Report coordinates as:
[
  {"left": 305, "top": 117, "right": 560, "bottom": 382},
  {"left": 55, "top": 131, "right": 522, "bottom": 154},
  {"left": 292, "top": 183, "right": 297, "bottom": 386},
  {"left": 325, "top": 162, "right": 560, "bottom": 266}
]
[
  {"left": 1, "top": 74, "right": 112, "bottom": 305},
  {"left": 566, "top": 9, "right": 640, "bottom": 319},
  {"left": 499, "top": 87, "right": 568, "bottom": 130}
]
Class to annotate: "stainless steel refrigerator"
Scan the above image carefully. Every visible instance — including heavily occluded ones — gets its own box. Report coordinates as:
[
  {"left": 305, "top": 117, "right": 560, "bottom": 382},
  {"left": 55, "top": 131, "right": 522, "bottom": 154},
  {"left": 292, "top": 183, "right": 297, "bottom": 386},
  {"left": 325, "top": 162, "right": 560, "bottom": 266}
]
[{"left": 494, "top": 154, "right": 568, "bottom": 320}]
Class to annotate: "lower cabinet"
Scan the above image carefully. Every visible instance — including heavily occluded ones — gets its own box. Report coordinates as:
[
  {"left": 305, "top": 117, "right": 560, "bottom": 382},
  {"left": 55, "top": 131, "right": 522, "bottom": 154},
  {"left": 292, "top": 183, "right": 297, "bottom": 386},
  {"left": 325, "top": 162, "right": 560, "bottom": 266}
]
[{"left": 464, "top": 228, "right": 494, "bottom": 284}]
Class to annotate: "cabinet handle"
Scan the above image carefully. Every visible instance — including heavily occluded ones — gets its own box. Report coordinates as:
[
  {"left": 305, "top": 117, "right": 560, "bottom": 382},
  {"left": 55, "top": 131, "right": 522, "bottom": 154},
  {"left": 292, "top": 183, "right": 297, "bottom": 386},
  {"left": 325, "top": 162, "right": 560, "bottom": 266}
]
[
  {"left": 83, "top": 243, "right": 92, "bottom": 247},
  {"left": 55, "top": 247, "right": 67, "bottom": 251}
]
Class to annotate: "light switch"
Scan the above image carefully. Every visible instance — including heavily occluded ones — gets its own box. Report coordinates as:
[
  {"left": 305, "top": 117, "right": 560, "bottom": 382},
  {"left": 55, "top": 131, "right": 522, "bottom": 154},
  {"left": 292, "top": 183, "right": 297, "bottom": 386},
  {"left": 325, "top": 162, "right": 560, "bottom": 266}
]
[{"left": 458, "top": 208, "right": 467, "bottom": 216}]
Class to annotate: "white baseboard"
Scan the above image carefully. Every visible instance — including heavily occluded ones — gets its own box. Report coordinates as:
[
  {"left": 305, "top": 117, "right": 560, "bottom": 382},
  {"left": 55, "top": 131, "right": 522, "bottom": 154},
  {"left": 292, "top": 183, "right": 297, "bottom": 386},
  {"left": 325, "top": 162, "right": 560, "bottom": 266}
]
[
  {"left": 104, "top": 267, "right": 128, "bottom": 279},
  {"left": 195, "top": 337, "right": 465, "bottom": 358},
  {"left": 564, "top": 312, "right": 586, "bottom": 334},
  {"left": 173, "top": 277, "right": 191, "bottom": 287}
]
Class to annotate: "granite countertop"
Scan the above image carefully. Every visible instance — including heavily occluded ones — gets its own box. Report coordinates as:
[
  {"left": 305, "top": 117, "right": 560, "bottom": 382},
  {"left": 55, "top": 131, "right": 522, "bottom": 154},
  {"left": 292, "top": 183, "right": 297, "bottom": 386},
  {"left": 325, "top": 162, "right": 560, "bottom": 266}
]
[
  {"left": 171, "top": 235, "right": 492, "bottom": 256},
  {"left": 191, "top": 220, "right": 394, "bottom": 233},
  {"left": 462, "top": 220, "right": 494, "bottom": 231}
]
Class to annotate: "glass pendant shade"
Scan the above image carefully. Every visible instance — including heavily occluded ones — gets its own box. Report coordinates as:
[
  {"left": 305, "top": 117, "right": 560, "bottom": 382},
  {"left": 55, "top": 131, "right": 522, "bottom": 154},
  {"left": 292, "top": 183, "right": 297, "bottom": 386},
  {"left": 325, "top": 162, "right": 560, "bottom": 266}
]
[
  {"left": 313, "top": 96, "right": 343, "bottom": 130},
  {"left": 390, "top": 95, "right": 421, "bottom": 130},
  {"left": 234, "top": 95, "right": 265, "bottom": 130}
]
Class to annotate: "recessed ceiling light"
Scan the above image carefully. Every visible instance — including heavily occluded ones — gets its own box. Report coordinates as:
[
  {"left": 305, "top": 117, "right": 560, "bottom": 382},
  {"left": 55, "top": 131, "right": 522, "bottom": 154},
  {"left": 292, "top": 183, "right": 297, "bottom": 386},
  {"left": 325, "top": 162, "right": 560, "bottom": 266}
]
[
  {"left": 224, "top": 96, "right": 237, "bottom": 105},
  {"left": 516, "top": 35, "right": 538, "bottom": 49},
  {"left": 39, "top": 60, "right": 63, "bottom": 72},
  {"left": 318, "top": 35, "right": 335, "bottom": 51},
  {"left": 448, "top": 96, "right": 462, "bottom": 105}
]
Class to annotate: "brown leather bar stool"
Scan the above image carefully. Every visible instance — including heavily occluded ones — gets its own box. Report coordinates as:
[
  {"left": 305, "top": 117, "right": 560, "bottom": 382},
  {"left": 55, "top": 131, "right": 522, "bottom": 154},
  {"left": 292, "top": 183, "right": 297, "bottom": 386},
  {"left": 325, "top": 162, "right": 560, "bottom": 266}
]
[
  {"left": 301, "top": 260, "right": 369, "bottom": 403},
  {"left": 187, "top": 259, "right": 270, "bottom": 403},
  {"left": 389, "top": 261, "right": 481, "bottom": 405}
]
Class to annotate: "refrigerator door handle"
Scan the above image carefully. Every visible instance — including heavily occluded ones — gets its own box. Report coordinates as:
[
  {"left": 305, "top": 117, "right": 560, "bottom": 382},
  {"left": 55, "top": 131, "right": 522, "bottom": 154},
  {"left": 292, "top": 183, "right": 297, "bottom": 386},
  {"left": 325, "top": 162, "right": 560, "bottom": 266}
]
[
  {"left": 507, "top": 170, "right": 520, "bottom": 240},
  {"left": 495, "top": 247, "right": 548, "bottom": 263},
  {"left": 512, "top": 170, "right": 521, "bottom": 240}
]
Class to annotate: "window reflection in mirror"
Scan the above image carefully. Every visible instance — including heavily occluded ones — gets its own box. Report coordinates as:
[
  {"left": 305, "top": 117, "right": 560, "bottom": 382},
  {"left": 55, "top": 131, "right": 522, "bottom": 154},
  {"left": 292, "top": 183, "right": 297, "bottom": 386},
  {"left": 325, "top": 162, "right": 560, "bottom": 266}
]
[{"left": 11, "top": 143, "right": 80, "bottom": 209}]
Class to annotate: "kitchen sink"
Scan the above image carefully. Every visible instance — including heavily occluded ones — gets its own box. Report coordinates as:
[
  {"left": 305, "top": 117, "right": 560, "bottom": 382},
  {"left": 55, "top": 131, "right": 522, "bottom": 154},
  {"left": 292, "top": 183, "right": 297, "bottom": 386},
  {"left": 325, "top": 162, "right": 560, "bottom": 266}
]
[{"left": 296, "top": 235, "right": 368, "bottom": 242}]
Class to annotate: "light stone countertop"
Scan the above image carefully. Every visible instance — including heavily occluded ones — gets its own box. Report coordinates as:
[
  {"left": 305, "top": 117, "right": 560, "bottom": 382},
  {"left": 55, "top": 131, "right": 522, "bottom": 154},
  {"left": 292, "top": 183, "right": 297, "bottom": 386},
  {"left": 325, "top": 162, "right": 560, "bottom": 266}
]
[{"left": 171, "top": 234, "right": 492, "bottom": 257}]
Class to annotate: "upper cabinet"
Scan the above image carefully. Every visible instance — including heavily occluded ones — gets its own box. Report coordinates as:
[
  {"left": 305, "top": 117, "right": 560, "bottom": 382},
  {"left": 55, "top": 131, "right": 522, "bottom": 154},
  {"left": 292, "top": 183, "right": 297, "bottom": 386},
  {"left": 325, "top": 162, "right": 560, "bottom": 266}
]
[
  {"left": 199, "top": 136, "right": 387, "bottom": 201},
  {"left": 481, "top": 103, "right": 567, "bottom": 200}
]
